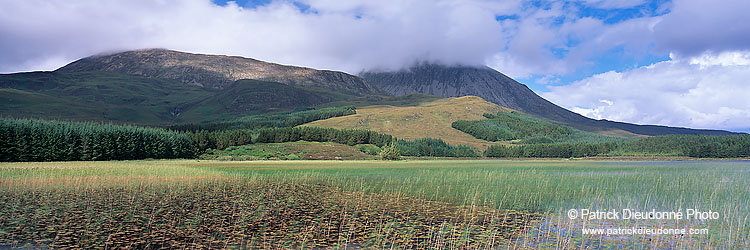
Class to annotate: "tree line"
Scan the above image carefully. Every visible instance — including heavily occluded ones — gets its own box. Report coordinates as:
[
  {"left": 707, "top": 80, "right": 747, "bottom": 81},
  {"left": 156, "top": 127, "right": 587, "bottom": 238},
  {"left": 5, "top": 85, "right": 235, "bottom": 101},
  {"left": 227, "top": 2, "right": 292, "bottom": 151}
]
[
  {"left": 1, "top": 118, "right": 194, "bottom": 161},
  {"left": 396, "top": 138, "right": 479, "bottom": 157},
  {"left": 3, "top": 117, "right": 484, "bottom": 161},
  {"left": 484, "top": 135, "right": 750, "bottom": 158},
  {"left": 3, "top": 116, "right": 748, "bottom": 162},
  {"left": 451, "top": 111, "right": 571, "bottom": 142},
  {"left": 615, "top": 134, "right": 750, "bottom": 158},
  {"left": 485, "top": 143, "right": 616, "bottom": 158},
  {"left": 187, "top": 126, "right": 394, "bottom": 154},
  {"left": 188, "top": 127, "right": 481, "bottom": 157}
]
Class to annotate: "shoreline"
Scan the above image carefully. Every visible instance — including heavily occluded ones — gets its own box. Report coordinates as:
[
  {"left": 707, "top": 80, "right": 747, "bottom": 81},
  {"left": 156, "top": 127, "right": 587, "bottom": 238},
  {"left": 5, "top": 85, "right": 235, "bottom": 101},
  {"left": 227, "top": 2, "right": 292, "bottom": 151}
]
[{"left": 3, "top": 156, "right": 750, "bottom": 164}]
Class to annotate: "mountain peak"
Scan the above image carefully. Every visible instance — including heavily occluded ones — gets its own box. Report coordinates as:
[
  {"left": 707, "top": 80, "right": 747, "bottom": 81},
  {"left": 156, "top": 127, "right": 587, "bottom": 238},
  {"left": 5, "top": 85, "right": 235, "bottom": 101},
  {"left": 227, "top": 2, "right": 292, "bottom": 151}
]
[
  {"left": 360, "top": 63, "right": 563, "bottom": 118},
  {"left": 361, "top": 64, "right": 737, "bottom": 136},
  {"left": 57, "top": 49, "right": 380, "bottom": 95}
]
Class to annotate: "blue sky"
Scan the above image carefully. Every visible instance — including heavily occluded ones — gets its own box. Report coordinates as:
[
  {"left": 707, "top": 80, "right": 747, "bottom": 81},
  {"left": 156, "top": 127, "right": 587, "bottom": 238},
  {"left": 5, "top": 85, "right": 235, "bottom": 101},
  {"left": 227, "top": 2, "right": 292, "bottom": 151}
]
[
  {"left": 208, "top": 0, "right": 676, "bottom": 92},
  {"left": 516, "top": 0, "right": 674, "bottom": 91},
  {"left": 1, "top": 0, "right": 749, "bottom": 131},
  {"left": 210, "top": 0, "right": 674, "bottom": 92}
]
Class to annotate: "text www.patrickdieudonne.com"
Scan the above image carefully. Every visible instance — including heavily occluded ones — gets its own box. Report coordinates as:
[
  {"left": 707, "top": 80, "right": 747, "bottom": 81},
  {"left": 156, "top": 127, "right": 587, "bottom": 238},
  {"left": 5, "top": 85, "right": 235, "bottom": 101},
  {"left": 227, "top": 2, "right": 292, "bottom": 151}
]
[{"left": 582, "top": 227, "right": 709, "bottom": 236}]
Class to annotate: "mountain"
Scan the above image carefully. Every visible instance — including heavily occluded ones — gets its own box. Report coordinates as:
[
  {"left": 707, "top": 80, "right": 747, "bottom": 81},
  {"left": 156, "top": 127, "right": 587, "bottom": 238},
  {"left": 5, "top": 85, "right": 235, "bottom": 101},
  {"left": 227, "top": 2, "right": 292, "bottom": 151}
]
[
  {"left": 58, "top": 48, "right": 382, "bottom": 95},
  {"left": 2, "top": 49, "right": 739, "bottom": 136},
  {"left": 361, "top": 63, "right": 737, "bottom": 136},
  {"left": 0, "top": 49, "right": 381, "bottom": 125}
]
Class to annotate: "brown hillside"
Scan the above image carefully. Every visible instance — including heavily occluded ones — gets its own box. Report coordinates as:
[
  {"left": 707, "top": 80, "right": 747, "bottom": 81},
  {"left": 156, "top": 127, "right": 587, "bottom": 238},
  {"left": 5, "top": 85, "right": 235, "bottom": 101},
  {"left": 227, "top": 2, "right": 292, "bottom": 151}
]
[{"left": 303, "top": 96, "right": 512, "bottom": 149}]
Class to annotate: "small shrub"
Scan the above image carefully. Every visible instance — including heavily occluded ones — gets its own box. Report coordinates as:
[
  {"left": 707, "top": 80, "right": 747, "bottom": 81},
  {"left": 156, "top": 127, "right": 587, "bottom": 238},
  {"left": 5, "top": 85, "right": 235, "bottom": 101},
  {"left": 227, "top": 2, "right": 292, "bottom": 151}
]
[
  {"left": 380, "top": 140, "right": 401, "bottom": 160},
  {"left": 355, "top": 144, "right": 382, "bottom": 155}
]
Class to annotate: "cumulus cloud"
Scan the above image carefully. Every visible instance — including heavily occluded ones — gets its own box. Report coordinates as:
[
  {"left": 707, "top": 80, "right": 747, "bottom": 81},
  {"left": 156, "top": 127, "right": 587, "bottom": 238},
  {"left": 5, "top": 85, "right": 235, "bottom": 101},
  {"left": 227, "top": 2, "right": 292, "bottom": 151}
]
[
  {"left": 653, "top": 0, "right": 750, "bottom": 57},
  {"left": 488, "top": 0, "right": 750, "bottom": 80},
  {"left": 0, "top": 0, "right": 519, "bottom": 73},
  {"left": 486, "top": 4, "right": 659, "bottom": 79},
  {"left": 1, "top": 0, "right": 748, "bottom": 78},
  {"left": 542, "top": 50, "right": 750, "bottom": 131},
  {"left": 580, "top": 0, "right": 648, "bottom": 9}
]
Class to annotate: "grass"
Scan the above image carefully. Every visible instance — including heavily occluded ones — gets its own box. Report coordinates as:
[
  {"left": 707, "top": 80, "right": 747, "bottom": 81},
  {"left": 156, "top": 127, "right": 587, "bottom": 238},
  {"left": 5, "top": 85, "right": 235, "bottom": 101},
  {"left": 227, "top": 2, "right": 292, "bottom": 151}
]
[
  {"left": 304, "top": 96, "right": 512, "bottom": 149},
  {"left": 200, "top": 141, "right": 374, "bottom": 160},
  {"left": 1, "top": 160, "right": 748, "bottom": 249}
]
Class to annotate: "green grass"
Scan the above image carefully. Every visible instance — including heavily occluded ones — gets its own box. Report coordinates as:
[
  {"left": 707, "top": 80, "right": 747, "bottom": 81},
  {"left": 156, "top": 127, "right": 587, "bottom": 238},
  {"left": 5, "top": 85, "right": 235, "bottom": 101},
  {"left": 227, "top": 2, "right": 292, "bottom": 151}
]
[
  {"left": 1, "top": 160, "right": 748, "bottom": 249},
  {"left": 200, "top": 141, "right": 373, "bottom": 160}
]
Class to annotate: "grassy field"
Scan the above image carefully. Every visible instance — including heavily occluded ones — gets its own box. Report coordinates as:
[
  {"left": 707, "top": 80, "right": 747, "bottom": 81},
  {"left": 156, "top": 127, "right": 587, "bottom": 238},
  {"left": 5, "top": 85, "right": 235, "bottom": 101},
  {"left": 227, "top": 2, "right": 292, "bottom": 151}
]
[
  {"left": 304, "top": 96, "right": 511, "bottom": 149},
  {"left": 1, "top": 160, "right": 748, "bottom": 249}
]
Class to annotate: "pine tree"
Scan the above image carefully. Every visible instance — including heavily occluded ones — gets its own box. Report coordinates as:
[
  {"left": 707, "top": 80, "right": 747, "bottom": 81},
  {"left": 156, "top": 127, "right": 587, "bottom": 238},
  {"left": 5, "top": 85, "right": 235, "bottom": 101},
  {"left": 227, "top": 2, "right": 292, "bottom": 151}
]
[{"left": 380, "top": 139, "right": 401, "bottom": 160}]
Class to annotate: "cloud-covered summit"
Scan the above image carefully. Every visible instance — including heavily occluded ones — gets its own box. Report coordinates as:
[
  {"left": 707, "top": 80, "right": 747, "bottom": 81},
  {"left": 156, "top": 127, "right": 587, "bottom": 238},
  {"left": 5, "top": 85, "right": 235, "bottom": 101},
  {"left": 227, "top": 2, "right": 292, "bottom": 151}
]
[
  {"left": 3, "top": 0, "right": 748, "bottom": 77},
  {"left": 0, "top": 0, "right": 518, "bottom": 74}
]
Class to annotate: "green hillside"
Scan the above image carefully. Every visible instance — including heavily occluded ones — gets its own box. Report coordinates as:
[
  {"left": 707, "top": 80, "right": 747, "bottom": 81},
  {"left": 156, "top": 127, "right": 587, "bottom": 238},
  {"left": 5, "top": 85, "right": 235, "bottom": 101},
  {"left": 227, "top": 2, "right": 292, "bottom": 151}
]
[
  {"left": 451, "top": 110, "right": 750, "bottom": 158},
  {"left": 452, "top": 110, "right": 622, "bottom": 144},
  {"left": 187, "top": 80, "right": 355, "bottom": 117},
  {"left": 170, "top": 106, "right": 357, "bottom": 131},
  {"left": 0, "top": 71, "right": 212, "bottom": 124},
  {"left": 0, "top": 71, "right": 362, "bottom": 125}
]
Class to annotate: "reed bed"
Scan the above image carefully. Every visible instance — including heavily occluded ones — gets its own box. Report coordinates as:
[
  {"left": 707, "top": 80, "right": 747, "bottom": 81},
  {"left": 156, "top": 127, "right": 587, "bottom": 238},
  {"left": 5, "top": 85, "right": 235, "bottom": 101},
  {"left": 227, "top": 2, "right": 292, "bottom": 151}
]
[{"left": 1, "top": 159, "right": 748, "bottom": 249}]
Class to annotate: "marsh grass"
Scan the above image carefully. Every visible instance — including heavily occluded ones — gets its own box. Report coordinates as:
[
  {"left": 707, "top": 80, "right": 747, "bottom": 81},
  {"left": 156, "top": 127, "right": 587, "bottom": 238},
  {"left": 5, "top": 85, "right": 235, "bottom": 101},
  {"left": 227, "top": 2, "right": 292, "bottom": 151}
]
[
  {"left": 1, "top": 160, "right": 748, "bottom": 249},
  {"left": 0, "top": 181, "right": 537, "bottom": 249},
  {"left": 208, "top": 160, "right": 750, "bottom": 249}
]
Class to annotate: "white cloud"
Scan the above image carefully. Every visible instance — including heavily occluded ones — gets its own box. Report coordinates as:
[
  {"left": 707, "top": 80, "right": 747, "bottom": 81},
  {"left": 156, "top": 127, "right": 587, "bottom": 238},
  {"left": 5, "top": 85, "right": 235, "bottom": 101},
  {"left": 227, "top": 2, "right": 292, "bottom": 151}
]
[
  {"left": 542, "top": 50, "right": 750, "bottom": 131},
  {"left": 580, "top": 0, "right": 647, "bottom": 9},
  {"left": 0, "top": 0, "right": 519, "bottom": 74},
  {"left": 653, "top": 0, "right": 750, "bottom": 57},
  {"left": 0, "top": 0, "right": 663, "bottom": 77},
  {"left": 487, "top": 7, "right": 659, "bottom": 79},
  {"left": 686, "top": 51, "right": 750, "bottom": 68},
  {"left": 2, "top": 0, "right": 748, "bottom": 79}
]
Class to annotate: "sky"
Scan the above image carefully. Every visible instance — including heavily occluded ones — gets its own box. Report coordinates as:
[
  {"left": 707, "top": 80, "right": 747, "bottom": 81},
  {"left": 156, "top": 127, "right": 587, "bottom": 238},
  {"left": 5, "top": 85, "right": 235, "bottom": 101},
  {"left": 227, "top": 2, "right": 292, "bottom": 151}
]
[{"left": 1, "top": 0, "right": 749, "bottom": 132}]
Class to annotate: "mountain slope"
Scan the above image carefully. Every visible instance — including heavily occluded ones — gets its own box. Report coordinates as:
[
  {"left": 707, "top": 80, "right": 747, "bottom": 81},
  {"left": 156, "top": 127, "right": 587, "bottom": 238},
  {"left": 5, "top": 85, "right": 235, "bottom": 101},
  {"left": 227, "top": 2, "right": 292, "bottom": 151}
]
[
  {"left": 0, "top": 49, "right": 385, "bottom": 125},
  {"left": 58, "top": 49, "right": 382, "bottom": 95},
  {"left": 361, "top": 64, "right": 579, "bottom": 123},
  {"left": 0, "top": 71, "right": 361, "bottom": 125},
  {"left": 361, "top": 63, "right": 737, "bottom": 136},
  {"left": 0, "top": 71, "right": 213, "bottom": 124},
  {"left": 303, "top": 95, "right": 510, "bottom": 149}
]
